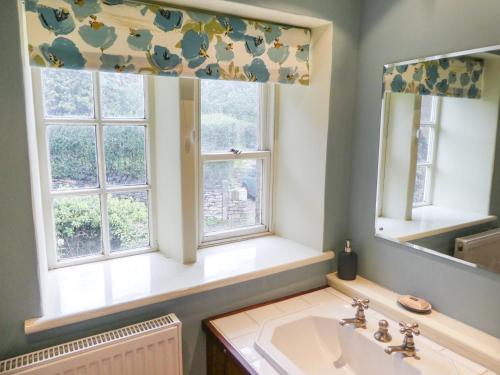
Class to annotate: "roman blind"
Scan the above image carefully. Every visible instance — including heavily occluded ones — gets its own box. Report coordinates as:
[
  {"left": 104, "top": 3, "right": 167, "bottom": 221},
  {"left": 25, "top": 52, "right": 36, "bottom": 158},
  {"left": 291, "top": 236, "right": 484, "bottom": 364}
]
[
  {"left": 24, "top": 0, "right": 311, "bottom": 85},
  {"left": 383, "top": 57, "right": 484, "bottom": 99}
]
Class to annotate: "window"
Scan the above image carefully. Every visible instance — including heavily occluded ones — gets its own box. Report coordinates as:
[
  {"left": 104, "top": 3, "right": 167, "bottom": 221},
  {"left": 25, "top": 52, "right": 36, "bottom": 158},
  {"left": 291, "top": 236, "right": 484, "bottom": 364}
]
[
  {"left": 198, "top": 80, "right": 272, "bottom": 243},
  {"left": 33, "top": 68, "right": 154, "bottom": 268},
  {"left": 413, "top": 95, "right": 439, "bottom": 206}
]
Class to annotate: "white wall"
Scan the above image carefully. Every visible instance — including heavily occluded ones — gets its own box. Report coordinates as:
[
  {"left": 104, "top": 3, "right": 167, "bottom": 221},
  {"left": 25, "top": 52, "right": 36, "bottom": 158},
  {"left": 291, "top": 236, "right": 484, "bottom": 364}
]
[
  {"left": 433, "top": 59, "right": 500, "bottom": 214},
  {"left": 379, "top": 93, "right": 419, "bottom": 220},
  {"left": 273, "top": 24, "right": 333, "bottom": 250},
  {"left": 179, "top": 79, "right": 198, "bottom": 262},
  {"left": 153, "top": 77, "right": 197, "bottom": 263},
  {"left": 153, "top": 77, "right": 183, "bottom": 262}
]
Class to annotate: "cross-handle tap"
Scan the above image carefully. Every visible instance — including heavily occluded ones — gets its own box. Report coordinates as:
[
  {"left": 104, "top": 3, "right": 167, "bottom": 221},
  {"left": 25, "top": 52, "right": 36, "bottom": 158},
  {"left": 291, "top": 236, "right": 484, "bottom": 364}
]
[
  {"left": 399, "top": 321, "right": 420, "bottom": 336},
  {"left": 385, "top": 321, "right": 420, "bottom": 358},
  {"left": 351, "top": 297, "right": 370, "bottom": 310},
  {"left": 339, "top": 297, "right": 370, "bottom": 329}
]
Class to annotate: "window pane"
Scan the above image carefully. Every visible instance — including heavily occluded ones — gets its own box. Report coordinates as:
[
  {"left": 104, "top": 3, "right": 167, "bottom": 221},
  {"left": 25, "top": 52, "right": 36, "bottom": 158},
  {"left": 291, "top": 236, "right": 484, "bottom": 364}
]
[
  {"left": 413, "top": 165, "right": 429, "bottom": 204},
  {"left": 100, "top": 72, "right": 145, "bottom": 119},
  {"left": 53, "top": 195, "right": 102, "bottom": 260},
  {"left": 420, "top": 95, "right": 435, "bottom": 123},
  {"left": 48, "top": 125, "right": 98, "bottom": 189},
  {"left": 200, "top": 80, "right": 260, "bottom": 153},
  {"left": 104, "top": 126, "right": 147, "bottom": 185},
  {"left": 203, "top": 159, "right": 262, "bottom": 234},
  {"left": 417, "top": 127, "right": 432, "bottom": 163},
  {"left": 108, "top": 191, "right": 150, "bottom": 252},
  {"left": 42, "top": 69, "right": 94, "bottom": 118}
]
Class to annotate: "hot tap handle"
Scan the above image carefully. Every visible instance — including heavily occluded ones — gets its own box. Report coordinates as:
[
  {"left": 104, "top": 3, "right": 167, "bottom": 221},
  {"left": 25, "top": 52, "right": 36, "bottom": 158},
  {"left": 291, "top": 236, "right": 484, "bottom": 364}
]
[
  {"left": 398, "top": 321, "right": 420, "bottom": 336},
  {"left": 351, "top": 297, "right": 370, "bottom": 310}
]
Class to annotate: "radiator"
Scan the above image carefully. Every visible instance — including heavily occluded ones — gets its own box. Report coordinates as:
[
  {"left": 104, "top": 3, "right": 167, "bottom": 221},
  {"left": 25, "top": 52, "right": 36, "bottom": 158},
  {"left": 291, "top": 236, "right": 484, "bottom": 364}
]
[
  {"left": 455, "top": 228, "right": 500, "bottom": 272},
  {"left": 0, "top": 314, "right": 182, "bottom": 375}
]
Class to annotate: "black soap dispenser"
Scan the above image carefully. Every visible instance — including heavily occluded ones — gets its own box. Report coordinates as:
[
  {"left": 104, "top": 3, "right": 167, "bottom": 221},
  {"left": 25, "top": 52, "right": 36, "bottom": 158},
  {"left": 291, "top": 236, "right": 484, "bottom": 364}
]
[{"left": 337, "top": 240, "right": 357, "bottom": 280}]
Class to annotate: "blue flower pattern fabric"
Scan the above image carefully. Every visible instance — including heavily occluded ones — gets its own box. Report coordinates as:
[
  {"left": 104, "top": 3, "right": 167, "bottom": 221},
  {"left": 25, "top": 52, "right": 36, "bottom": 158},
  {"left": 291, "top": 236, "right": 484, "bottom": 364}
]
[
  {"left": 216, "top": 16, "right": 247, "bottom": 42},
  {"left": 25, "top": 0, "right": 39, "bottom": 12},
  {"left": 259, "top": 23, "right": 281, "bottom": 44},
  {"left": 100, "top": 53, "right": 134, "bottom": 72},
  {"left": 40, "top": 37, "right": 86, "bottom": 68},
  {"left": 37, "top": 5, "right": 75, "bottom": 35},
  {"left": 127, "top": 28, "right": 153, "bottom": 51},
  {"left": 25, "top": 0, "right": 310, "bottom": 85},
  {"left": 244, "top": 35, "right": 265, "bottom": 57},
  {"left": 383, "top": 57, "right": 484, "bottom": 99},
  {"left": 63, "top": 0, "right": 101, "bottom": 21},
  {"left": 278, "top": 67, "right": 298, "bottom": 84},
  {"left": 296, "top": 44, "right": 309, "bottom": 63},
  {"left": 215, "top": 37, "right": 235, "bottom": 61},
  {"left": 149, "top": 45, "right": 182, "bottom": 73},
  {"left": 103, "top": 0, "right": 123, "bottom": 5},
  {"left": 153, "top": 9, "right": 183, "bottom": 32},
  {"left": 267, "top": 42, "right": 289, "bottom": 64},
  {"left": 244, "top": 58, "right": 270, "bottom": 82},
  {"left": 181, "top": 30, "right": 210, "bottom": 69},
  {"left": 195, "top": 63, "right": 221, "bottom": 79},
  {"left": 78, "top": 15, "right": 117, "bottom": 50}
]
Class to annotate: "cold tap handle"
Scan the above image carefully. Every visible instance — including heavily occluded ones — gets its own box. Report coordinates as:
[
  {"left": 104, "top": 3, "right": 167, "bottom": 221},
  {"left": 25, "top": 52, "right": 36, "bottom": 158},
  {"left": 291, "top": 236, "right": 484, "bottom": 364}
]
[{"left": 399, "top": 321, "right": 420, "bottom": 336}]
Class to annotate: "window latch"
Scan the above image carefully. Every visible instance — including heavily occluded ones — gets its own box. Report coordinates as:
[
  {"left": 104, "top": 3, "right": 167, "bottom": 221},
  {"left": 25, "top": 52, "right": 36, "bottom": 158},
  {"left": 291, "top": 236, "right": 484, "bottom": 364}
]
[{"left": 229, "top": 148, "right": 242, "bottom": 155}]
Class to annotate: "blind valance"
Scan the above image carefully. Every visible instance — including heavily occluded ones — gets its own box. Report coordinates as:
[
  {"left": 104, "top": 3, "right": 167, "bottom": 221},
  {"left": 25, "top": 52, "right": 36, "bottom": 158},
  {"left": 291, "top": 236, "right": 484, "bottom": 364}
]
[
  {"left": 24, "top": 0, "right": 311, "bottom": 85},
  {"left": 383, "top": 57, "right": 484, "bottom": 99}
]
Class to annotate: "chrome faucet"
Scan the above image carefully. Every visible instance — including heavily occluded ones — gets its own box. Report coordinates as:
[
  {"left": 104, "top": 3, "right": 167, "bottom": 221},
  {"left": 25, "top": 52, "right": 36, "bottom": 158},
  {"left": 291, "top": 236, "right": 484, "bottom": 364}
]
[
  {"left": 385, "top": 321, "right": 420, "bottom": 358},
  {"left": 339, "top": 297, "right": 370, "bottom": 329}
]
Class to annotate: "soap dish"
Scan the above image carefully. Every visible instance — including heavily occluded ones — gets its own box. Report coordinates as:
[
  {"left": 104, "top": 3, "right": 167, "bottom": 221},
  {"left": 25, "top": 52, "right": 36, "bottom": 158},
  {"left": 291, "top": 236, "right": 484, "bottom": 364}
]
[{"left": 398, "top": 295, "right": 432, "bottom": 314}]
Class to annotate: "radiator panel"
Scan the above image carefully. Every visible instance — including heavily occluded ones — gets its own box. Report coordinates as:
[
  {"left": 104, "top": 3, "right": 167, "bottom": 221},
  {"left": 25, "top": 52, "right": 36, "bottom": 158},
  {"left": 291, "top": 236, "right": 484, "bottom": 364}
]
[
  {"left": 0, "top": 314, "right": 182, "bottom": 375},
  {"left": 455, "top": 228, "right": 500, "bottom": 272}
]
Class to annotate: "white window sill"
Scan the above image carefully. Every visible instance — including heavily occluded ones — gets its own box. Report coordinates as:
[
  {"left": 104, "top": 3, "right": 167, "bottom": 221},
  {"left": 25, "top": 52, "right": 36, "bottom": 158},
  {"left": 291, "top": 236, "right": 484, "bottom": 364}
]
[
  {"left": 25, "top": 235, "right": 334, "bottom": 334},
  {"left": 375, "top": 205, "right": 497, "bottom": 242}
]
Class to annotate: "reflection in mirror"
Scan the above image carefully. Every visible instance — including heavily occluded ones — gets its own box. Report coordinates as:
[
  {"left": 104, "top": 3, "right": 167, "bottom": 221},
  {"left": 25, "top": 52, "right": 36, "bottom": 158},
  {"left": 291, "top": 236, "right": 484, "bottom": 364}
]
[{"left": 375, "top": 46, "right": 500, "bottom": 274}]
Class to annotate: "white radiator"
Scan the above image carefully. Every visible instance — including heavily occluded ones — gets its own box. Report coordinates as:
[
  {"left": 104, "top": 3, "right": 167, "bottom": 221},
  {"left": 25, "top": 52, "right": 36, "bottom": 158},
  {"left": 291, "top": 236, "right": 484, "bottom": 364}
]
[
  {"left": 455, "top": 228, "right": 500, "bottom": 272},
  {"left": 0, "top": 314, "right": 182, "bottom": 375}
]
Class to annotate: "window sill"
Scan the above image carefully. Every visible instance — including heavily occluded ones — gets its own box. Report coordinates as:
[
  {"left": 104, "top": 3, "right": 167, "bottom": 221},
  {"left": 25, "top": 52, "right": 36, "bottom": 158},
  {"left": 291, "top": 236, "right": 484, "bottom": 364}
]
[
  {"left": 375, "top": 205, "right": 497, "bottom": 242},
  {"left": 25, "top": 235, "right": 334, "bottom": 334}
]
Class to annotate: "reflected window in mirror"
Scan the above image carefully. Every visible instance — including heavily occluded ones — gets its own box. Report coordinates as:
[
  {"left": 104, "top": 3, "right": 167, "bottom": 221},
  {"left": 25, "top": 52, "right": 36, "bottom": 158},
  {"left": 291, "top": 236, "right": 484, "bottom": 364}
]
[
  {"left": 413, "top": 96, "right": 439, "bottom": 207},
  {"left": 375, "top": 47, "right": 500, "bottom": 275}
]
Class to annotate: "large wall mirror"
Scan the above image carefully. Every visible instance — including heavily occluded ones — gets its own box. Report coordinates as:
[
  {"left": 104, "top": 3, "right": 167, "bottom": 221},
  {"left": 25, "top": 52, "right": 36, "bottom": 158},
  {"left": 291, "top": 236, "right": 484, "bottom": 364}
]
[{"left": 375, "top": 45, "right": 500, "bottom": 275}]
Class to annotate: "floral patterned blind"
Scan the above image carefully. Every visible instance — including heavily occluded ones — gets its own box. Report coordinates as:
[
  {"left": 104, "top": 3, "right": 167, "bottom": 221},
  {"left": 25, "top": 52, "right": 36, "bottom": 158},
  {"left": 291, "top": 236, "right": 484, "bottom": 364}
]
[
  {"left": 24, "top": 0, "right": 311, "bottom": 85},
  {"left": 383, "top": 57, "right": 484, "bottom": 99}
]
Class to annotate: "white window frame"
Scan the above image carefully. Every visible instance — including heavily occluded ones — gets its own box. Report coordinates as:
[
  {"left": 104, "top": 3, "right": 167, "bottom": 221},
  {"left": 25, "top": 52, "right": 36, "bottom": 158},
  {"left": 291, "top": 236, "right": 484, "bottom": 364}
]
[
  {"left": 196, "top": 81, "right": 274, "bottom": 246},
  {"left": 414, "top": 96, "right": 440, "bottom": 208},
  {"left": 31, "top": 68, "right": 156, "bottom": 269}
]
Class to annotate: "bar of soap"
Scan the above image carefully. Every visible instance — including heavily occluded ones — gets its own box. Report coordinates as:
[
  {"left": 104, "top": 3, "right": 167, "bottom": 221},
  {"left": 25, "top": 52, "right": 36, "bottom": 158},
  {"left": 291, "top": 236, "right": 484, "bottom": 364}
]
[{"left": 398, "top": 295, "right": 432, "bottom": 314}]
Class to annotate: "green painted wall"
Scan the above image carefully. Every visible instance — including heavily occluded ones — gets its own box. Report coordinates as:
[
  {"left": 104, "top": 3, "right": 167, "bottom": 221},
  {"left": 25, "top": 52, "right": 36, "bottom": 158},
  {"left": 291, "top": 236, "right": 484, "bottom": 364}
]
[
  {"left": 349, "top": 0, "right": 500, "bottom": 337},
  {"left": 5, "top": 0, "right": 500, "bottom": 373},
  {"left": 0, "top": 1, "right": 359, "bottom": 374},
  {"left": 0, "top": 0, "right": 42, "bottom": 361}
]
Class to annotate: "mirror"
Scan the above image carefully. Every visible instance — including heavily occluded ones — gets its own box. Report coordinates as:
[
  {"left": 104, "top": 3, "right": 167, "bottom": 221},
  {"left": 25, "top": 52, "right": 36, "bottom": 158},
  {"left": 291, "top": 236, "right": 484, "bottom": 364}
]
[{"left": 375, "top": 45, "right": 500, "bottom": 274}]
